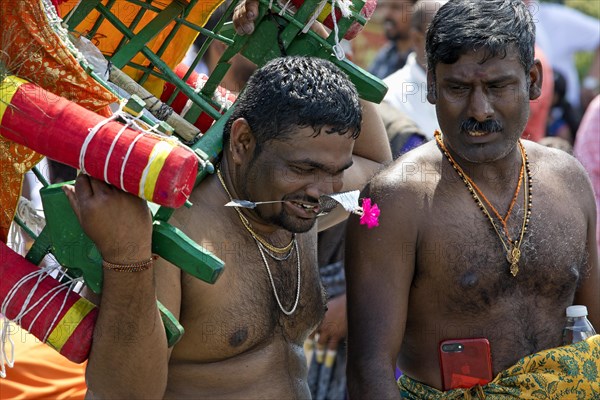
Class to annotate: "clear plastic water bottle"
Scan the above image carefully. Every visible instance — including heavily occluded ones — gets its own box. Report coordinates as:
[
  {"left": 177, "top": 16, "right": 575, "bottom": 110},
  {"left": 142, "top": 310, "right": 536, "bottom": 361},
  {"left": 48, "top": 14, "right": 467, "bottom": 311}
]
[{"left": 562, "top": 305, "right": 597, "bottom": 345}]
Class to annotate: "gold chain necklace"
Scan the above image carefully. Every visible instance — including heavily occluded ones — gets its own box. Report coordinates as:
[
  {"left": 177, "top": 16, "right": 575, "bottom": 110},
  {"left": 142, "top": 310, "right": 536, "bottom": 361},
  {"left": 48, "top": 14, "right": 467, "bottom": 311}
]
[
  {"left": 257, "top": 241, "right": 295, "bottom": 261},
  {"left": 255, "top": 238, "right": 301, "bottom": 316},
  {"left": 460, "top": 148, "right": 525, "bottom": 241},
  {"left": 434, "top": 131, "right": 532, "bottom": 276},
  {"left": 216, "top": 168, "right": 301, "bottom": 315},
  {"left": 216, "top": 168, "right": 295, "bottom": 254}
]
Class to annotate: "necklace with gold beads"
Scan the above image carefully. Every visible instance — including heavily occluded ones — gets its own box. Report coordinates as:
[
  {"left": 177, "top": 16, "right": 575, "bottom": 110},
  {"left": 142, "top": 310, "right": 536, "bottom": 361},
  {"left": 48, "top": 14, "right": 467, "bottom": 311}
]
[{"left": 434, "top": 131, "right": 532, "bottom": 276}]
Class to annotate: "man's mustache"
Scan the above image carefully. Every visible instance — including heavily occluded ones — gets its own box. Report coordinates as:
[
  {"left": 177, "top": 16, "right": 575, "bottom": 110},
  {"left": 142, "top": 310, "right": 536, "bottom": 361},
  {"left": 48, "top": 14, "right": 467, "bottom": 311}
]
[{"left": 460, "top": 118, "right": 503, "bottom": 134}]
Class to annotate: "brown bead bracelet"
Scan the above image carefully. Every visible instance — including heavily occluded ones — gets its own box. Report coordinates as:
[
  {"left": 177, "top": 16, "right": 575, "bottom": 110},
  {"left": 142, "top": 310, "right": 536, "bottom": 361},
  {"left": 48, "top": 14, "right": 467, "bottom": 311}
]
[{"left": 102, "top": 255, "right": 158, "bottom": 272}]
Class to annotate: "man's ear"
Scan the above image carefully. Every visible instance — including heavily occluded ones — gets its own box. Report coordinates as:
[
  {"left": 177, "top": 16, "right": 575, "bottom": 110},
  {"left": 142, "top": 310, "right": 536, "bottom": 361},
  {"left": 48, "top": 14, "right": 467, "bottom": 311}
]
[
  {"left": 426, "top": 70, "right": 437, "bottom": 104},
  {"left": 529, "top": 59, "right": 543, "bottom": 101},
  {"left": 229, "top": 118, "right": 256, "bottom": 165}
]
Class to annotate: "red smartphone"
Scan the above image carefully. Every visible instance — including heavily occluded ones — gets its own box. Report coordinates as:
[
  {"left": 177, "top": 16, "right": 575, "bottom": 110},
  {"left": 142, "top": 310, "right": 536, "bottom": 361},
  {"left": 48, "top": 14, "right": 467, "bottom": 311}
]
[{"left": 439, "top": 338, "right": 493, "bottom": 391}]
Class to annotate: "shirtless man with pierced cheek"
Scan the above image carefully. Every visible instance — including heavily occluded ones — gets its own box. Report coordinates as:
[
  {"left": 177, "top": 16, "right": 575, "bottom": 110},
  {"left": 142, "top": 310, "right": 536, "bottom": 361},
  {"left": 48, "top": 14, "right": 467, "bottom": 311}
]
[
  {"left": 346, "top": 0, "right": 599, "bottom": 398},
  {"left": 67, "top": 55, "right": 391, "bottom": 398}
]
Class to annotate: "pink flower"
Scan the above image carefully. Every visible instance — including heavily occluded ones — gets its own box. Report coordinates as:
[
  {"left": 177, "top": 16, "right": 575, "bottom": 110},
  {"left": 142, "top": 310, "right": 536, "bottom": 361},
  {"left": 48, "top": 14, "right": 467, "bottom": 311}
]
[{"left": 359, "top": 198, "right": 380, "bottom": 229}]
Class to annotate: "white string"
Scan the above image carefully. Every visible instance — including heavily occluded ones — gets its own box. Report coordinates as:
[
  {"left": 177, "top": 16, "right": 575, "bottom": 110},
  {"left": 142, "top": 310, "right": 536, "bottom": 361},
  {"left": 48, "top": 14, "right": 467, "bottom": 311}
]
[
  {"left": 302, "top": 0, "right": 328, "bottom": 34},
  {"left": 79, "top": 113, "right": 120, "bottom": 175},
  {"left": 119, "top": 105, "right": 191, "bottom": 150},
  {"left": 181, "top": 74, "right": 234, "bottom": 126},
  {"left": 0, "top": 265, "right": 82, "bottom": 376},
  {"left": 104, "top": 121, "right": 130, "bottom": 185},
  {"left": 79, "top": 98, "right": 201, "bottom": 191},
  {"left": 0, "top": 317, "right": 15, "bottom": 378},
  {"left": 279, "top": 0, "right": 294, "bottom": 15},
  {"left": 41, "top": 280, "right": 80, "bottom": 343},
  {"left": 41, "top": 0, "right": 89, "bottom": 67},
  {"left": 119, "top": 132, "right": 146, "bottom": 191},
  {"left": 8, "top": 219, "right": 23, "bottom": 257},
  {"left": 335, "top": 0, "right": 352, "bottom": 17},
  {"left": 23, "top": 280, "right": 70, "bottom": 335},
  {"left": 2, "top": 271, "right": 50, "bottom": 327},
  {"left": 0, "top": 265, "right": 63, "bottom": 378},
  {"left": 26, "top": 279, "right": 80, "bottom": 343},
  {"left": 180, "top": 74, "right": 206, "bottom": 118},
  {"left": 16, "top": 197, "right": 46, "bottom": 235},
  {"left": 114, "top": 109, "right": 201, "bottom": 189},
  {"left": 294, "top": 0, "right": 352, "bottom": 60},
  {"left": 330, "top": 0, "right": 349, "bottom": 61},
  {"left": 2, "top": 269, "right": 66, "bottom": 330}
]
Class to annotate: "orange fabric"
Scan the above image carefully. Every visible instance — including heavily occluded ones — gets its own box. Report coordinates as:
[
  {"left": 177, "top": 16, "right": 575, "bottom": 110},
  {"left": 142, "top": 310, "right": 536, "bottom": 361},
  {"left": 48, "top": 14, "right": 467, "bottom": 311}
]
[
  {"left": 0, "top": 76, "right": 42, "bottom": 241},
  {"left": 59, "top": 0, "right": 225, "bottom": 97},
  {"left": 523, "top": 46, "right": 554, "bottom": 142},
  {"left": 0, "top": 324, "right": 87, "bottom": 400},
  {"left": 0, "top": 0, "right": 118, "bottom": 241},
  {"left": 0, "top": 141, "right": 44, "bottom": 242},
  {"left": 0, "top": 1, "right": 117, "bottom": 113}
]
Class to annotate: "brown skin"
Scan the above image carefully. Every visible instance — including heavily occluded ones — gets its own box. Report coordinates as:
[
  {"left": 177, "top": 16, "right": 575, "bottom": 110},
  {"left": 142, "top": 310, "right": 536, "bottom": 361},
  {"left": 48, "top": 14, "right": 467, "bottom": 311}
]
[
  {"left": 64, "top": 176, "right": 162, "bottom": 400},
  {"left": 69, "top": 98, "right": 391, "bottom": 398},
  {"left": 313, "top": 294, "right": 347, "bottom": 351},
  {"left": 346, "top": 48, "right": 599, "bottom": 398},
  {"left": 161, "top": 126, "right": 353, "bottom": 399},
  {"left": 68, "top": 2, "right": 392, "bottom": 397},
  {"left": 233, "top": 0, "right": 329, "bottom": 38},
  {"left": 204, "top": 40, "right": 256, "bottom": 94},
  {"left": 233, "top": 0, "right": 259, "bottom": 35}
]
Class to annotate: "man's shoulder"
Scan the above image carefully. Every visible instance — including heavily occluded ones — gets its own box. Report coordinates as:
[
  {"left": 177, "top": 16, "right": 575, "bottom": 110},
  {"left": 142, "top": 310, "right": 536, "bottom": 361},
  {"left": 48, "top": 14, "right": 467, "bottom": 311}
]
[
  {"left": 369, "top": 142, "right": 439, "bottom": 196},
  {"left": 525, "top": 140, "right": 594, "bottom": 192},
  {"left": 171, "top": 177, "right": 233, "bottom": 234},
  {"left": 525, "top": 139, "right": 580, "bottom": 170}
]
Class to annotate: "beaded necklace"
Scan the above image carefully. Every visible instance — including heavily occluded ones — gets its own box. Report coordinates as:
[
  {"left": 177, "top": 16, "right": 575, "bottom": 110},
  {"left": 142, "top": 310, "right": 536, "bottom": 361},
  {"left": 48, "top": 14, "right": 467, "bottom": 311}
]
[{"left": 434, "top": 131, "right": 532, "bottom": 276}]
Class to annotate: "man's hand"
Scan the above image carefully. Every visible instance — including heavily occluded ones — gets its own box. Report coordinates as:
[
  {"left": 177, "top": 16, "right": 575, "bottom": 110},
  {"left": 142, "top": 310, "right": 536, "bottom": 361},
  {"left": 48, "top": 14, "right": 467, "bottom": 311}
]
[
  {"left": 63, "top": 174, "right": 152, "bottom": 263},
  {"left": 233, "top": 0, "right": 259, "bottom": 35},
  {"left": 313, "top": 294, "right": 347, "bottom": 359},
  {"left": 233, "top": 0, "right": 329, "bottom": 38}
]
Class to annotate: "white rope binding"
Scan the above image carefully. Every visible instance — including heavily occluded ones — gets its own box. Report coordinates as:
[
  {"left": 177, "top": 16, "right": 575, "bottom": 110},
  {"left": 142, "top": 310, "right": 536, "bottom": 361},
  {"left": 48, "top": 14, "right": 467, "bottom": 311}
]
[
  {"left": 0, "top": 263, "right": 82, "bottom": 379},
  {"left": 330, "top": 0, "right": 352, "bottom": 60}
]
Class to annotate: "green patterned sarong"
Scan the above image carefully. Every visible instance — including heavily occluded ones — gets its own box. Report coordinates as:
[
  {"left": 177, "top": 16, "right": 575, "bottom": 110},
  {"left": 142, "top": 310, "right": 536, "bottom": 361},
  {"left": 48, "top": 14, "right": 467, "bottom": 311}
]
[{"left": 398, "top": 335, "right": 600, "bottom": 399}]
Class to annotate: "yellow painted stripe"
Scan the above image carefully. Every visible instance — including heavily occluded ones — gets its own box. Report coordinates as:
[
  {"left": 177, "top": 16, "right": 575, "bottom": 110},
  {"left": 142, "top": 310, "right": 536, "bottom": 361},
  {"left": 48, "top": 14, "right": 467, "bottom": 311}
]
[
  {"left": 0, "top": 76, "right": 27, "bottom": 123},
  {"left": 141, "top": 140, "right": 173, "bottom": 200},
  {"left": 318, "top": 3, "right": 333, "bottom": 22},
  {"left": 46, "top": 297, "right": 96, "bottom": 352},
  {"left": 123, "top": 104, "right": 143, "bottom": 117}
]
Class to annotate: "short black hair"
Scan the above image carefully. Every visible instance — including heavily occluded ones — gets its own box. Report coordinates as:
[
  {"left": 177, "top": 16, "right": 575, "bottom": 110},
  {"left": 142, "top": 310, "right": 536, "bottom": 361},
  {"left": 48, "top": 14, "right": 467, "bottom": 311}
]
[
  {"left": 426, "top": 0, "right": 535, "bottom": 74},
  {"left": 224, "top": 56, "right": 361, "bottom": 153}
]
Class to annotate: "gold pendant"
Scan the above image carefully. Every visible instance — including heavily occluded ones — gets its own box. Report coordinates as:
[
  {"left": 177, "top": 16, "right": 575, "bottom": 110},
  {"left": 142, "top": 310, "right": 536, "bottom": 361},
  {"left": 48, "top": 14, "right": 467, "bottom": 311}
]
[
  {"left": 507, "top": 247, "right": 521, "bottom": 277},
  {"left": 510, "top": 262, "right": 519, "bottom": 277}
]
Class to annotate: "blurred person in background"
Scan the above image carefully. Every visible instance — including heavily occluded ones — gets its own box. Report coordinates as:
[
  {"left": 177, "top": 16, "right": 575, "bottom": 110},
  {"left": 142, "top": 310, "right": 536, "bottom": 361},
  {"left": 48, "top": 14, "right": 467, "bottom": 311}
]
[
  {"left": 574, "top": 95, "right": 600, "bottom": 256},
  {"left": 546, "top": 69, "right": 580, "bottom": 144},
  {"left": 369, "top": 0, "right": 417, "bottom": 79},
  {"left": 524, "top": 0, "right": 599, "bottom": 113},
  {"left": 382, "top": 0, "right": 446, "bottom": 153}
]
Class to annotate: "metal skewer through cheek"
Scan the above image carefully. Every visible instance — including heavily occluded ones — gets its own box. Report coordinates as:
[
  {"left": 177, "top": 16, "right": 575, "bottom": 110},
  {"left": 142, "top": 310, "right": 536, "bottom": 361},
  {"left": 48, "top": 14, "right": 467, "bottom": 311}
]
[
  {"left": 224, "top": 198, "right": 336, "bottom": 216},
  {"left": 224, "top": 190, "right": 361, "bottom": 217}
]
